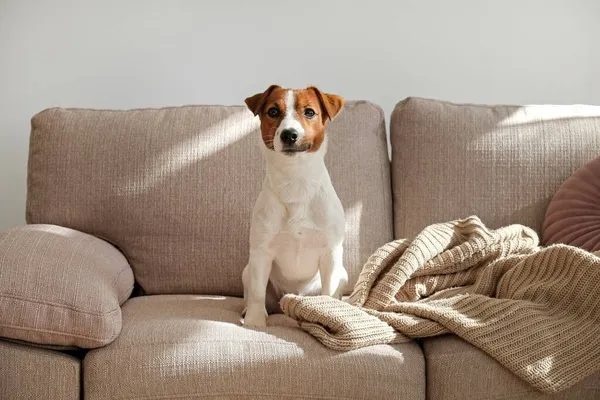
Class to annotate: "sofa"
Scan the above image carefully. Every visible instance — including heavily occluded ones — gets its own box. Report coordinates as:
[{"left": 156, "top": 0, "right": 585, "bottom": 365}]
[{"left": 1, "top": 97, "right": 600, "bottom": 400}]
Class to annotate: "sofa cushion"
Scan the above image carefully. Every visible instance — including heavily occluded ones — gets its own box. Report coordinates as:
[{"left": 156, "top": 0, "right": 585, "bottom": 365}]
[
  {"left": 423, "top": 335, "right": 600, "bottom": 400},
  {"left": 390, "top": 97, "right": 600, "bottom": 238},
  {"left": 83, "top": 295, "right": 425, "bottom": 400},
  {"left": 543, "top": 156, "right": 600, "bottom": 251},
  {"left": 0, "top": 339, "right": 80, "bottom": 400},
  {"left": 0, "top": 224, "right": 134, "bottom": 348},
  {"left": 27, "top": 101, "right": 393, "bottom": 296}
]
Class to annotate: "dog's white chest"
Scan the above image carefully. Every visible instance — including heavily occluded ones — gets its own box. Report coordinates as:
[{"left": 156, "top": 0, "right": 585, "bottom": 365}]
[
  {"left": 273, "top": 226, "right": 328, "bottom": 250},
  {"left": 269, "top": 202, "right": 330, "bottom": 289},
  {"left": 272, "top": 201, "right": 329, "bottom": 250}
]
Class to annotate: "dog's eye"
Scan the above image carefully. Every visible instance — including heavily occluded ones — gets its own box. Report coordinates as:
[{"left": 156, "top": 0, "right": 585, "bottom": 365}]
[
  {"left": 267, "top": 107, "right": 280, "bottom": 118},
  {"left": 304, "top": 108, "right": 316, "bottom": 118}
]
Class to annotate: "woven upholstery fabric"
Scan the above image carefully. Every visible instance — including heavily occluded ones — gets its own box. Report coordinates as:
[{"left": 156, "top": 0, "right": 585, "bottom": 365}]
[
  {"left": 543, "top": 156, "right": 600, "bottom": 251},
  {"left": 390, "top": 97, "right": 600, "bottom": 238},
  {"left": 0, "top": 224, "right": 134, "bottom": 348},
  {"left": 423, "top": 335, "right": 600, "bottom": 400},
  {"left": 26, "top": 102, "right": 392, "bottom": 296},
  {"left": 0, "top": 339, "right": 80, "bottom": 400},
  {"left": 83, "top": 295, "right": 425, "bottom": 400}
]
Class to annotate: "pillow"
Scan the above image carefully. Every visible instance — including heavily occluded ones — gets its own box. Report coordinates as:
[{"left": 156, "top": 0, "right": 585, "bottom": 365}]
[
  {"left": 0, "top": 224, "right": 134, "bottom": 348},
  {"left": 543, "top": 156, "right": 600, "bottom": 252}
]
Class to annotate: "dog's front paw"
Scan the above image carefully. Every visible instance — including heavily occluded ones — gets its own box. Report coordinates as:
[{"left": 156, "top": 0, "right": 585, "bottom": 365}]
[{"left": 243, "top": 306, "right": 268, "bottom": 328}]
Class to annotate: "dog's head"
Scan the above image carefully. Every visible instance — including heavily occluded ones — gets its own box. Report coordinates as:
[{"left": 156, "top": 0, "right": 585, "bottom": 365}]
[{"left": 244, "top": 85, "right": 344, "bottom": 155}]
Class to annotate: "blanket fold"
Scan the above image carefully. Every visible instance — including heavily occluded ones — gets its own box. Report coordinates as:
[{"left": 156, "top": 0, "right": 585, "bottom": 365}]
[{"left": 280, "top": 216, "right": 600, "bottom": 393}]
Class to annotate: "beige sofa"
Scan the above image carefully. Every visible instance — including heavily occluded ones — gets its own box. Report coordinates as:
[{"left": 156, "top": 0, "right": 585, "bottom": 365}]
[{"left": 1, "top": 97, "right": 600, "bottom": 399}]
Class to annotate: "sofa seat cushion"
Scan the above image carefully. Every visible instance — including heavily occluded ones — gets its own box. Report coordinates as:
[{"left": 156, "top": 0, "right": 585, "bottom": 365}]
[
  {"left": 84, "top": 295, "right": 425, "bottom": 400},
  {"left": 0, "top": 339, "right": 80, "bottom": 400},
  {"left": 423, "top": 335, "right": 600, "bottom": 400}
]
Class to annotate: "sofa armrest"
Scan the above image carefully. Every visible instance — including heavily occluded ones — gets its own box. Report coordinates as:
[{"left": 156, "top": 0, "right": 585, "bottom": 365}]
[{"left": 0, "top": 224, "right": 134, "bottom": 348}]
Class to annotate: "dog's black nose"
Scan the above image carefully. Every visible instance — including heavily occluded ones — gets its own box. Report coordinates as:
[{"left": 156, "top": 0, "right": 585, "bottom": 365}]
[{"left": 280, "top": 129, "right": 298, "bottom": 145}]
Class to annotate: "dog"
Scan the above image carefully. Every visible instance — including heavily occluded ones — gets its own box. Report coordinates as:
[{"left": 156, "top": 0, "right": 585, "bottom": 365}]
[{"left": 241, "top": 85, "right": 348, "bottom": 328}]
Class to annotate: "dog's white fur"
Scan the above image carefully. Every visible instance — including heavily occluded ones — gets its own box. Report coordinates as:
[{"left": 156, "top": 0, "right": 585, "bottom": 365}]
[{"left": 242, "top": 89, "right": 348, "bottom": 328}]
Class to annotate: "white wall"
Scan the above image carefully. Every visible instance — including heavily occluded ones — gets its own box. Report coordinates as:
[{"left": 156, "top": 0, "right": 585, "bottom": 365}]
[{"left": 1, "top": 0, "right": 599, "bottom": 231}]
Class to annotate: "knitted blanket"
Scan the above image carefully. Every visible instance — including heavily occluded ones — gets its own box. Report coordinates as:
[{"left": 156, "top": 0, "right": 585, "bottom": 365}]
[{"left": 280, "top": 216, "right": 600, "bottom": 393}]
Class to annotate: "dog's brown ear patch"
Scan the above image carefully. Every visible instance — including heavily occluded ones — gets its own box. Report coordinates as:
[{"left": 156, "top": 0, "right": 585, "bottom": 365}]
[
  {"left": 245, "top": 85, "right": 281, "bottom": 116},
  {"left": 308, "top": 86, "right": 344, "bottom": 121}
]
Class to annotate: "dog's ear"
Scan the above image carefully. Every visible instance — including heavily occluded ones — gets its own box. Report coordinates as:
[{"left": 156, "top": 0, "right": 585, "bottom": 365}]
[
  {"left": 309, "top": 86, "right": 344, "bottom": 121},
  {"left": 245, "top": 85, "right": 280, "bottom": 116}
]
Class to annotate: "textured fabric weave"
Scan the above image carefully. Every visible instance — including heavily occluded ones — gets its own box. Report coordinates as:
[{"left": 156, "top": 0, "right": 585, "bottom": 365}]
[
  {"left": 26, "top": 102, "right": 392, "bottom": 296},
  {"left": 423, "top": 335, "right": 600, "bottom": 400},
  {"left": 84, "top": 295, "right": 424, "bottom": 400},
  {"left": 0, "top": 224, "right": 134, "bottom": 348},
  {"left": 281, "top": 216, "right": 600, "bottom": 393},
  {"left": 390, "top": 97, "right": 600, "bottom": 238},
  {"left": 0, "top": 339, "right": 80, "bottom": 400}
]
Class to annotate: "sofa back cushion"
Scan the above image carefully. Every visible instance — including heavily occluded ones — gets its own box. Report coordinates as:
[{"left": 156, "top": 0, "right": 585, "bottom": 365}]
[
  {"left": 390, "top": 97, "right": 600, "bottom": 239},
  {"left": 26, "top": 102, "right": 392, "bottom": 296}
]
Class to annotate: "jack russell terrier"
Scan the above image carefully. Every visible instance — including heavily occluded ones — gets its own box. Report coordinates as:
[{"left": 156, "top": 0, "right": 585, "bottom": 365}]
[{"left": 242, "top": 85, "right": 348, "bottom": 328}]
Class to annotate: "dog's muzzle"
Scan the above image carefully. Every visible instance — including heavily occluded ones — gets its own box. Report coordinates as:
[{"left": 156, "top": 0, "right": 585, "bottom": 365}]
[{"left": 280, "top": 129, "right": 310, "bottom": 154}]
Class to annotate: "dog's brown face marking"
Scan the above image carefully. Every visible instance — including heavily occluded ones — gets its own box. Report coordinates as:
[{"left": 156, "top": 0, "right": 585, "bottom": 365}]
[{"left": 244, "top": 85, "right": 344, "bottom": 153}]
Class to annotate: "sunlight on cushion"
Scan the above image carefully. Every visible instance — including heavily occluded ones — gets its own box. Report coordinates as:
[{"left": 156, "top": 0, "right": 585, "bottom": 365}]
[
  {"left": 497, "top": 105, "right": 600, "bottom": 126},
  {"left": 116, "top": 110, "right": 258, "bottom": 195},
  {"left": 468, "top": 104, "right": 600, "bottom": 158},
  {"left": 344, "top": 201, "right": 363, "bottom": 270}
]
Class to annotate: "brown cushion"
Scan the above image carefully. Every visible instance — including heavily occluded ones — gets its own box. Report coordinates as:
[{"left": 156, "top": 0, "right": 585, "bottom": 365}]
[
  {"left": 0, "top": 224, "right": 134, "bottom": 348},
  {"left": 390, "top": 97, "right": 600, "bottom": 238},
  {"left": 543, "top": 156, "right": 600, "bottom": 251},
  {"left": 84, "top": 295, "right": 425, "bottom": 400},
  {"left": 26, "top": 102, "right": 392, "bottom": 296}
]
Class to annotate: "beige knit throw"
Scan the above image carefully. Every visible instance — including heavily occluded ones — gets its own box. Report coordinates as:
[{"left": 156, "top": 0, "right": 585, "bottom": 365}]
[{"left": 280, "top": 216, "right": 600, "bottom": 393}]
